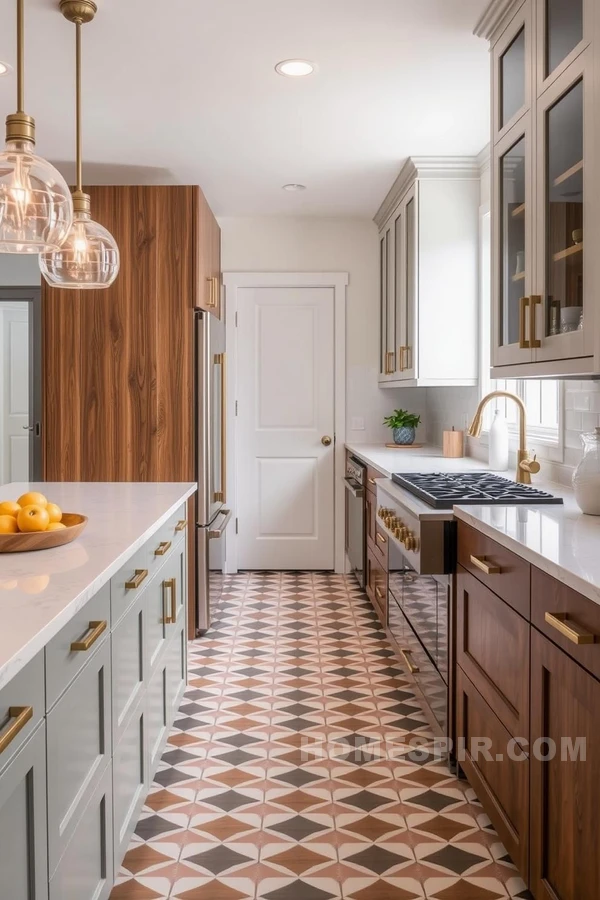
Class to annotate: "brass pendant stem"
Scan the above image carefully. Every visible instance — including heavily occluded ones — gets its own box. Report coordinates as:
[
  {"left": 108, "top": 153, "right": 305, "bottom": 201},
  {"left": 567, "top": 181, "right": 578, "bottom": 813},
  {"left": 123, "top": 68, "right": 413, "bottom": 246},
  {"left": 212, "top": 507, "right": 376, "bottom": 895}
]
[
  {"left": 17, "top": 0, "right": 24, "bottom": 112},
  {"left": 76, "top": 19, "right": 82, "bottom": 191}
]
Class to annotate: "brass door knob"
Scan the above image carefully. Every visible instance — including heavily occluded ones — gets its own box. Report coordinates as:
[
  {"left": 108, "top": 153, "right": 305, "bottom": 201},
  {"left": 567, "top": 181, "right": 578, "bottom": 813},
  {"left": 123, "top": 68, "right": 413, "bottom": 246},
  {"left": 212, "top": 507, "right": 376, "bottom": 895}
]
[{"left": 321, "top": 436, "right": 332, "bottom": 446}]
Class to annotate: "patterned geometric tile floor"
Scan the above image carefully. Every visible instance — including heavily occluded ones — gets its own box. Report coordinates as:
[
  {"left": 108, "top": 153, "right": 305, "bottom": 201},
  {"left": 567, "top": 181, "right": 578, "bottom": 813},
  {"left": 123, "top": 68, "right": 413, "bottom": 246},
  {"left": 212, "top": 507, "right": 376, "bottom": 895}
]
[{"left": 110, "top": 572, "right": 532, "bottom": 900}]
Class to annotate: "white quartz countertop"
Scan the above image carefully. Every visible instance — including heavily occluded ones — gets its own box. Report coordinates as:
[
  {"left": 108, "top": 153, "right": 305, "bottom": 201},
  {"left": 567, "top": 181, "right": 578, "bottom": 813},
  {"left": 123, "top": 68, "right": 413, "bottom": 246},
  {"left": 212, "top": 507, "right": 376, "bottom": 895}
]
[
  {"left": 0, "top": 482, "right": 197, "bottom": 689},
  {"left": 345, "top": 443, "right": 487, "bottom": 479}
]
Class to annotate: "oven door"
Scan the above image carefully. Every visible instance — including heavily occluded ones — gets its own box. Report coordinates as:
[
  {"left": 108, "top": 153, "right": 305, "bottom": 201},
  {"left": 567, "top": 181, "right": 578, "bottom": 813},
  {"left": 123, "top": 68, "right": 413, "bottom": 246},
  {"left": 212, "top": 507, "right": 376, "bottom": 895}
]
[{"left": 345, "top": 477, "right": 365, "bottom": 588}]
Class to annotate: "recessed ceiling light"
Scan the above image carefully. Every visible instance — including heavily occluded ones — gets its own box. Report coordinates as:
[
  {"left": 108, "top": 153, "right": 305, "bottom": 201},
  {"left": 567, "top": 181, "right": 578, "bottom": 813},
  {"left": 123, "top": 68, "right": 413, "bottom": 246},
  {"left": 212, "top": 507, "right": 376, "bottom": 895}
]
[
  {"left": 282, "top": 183, "right": 307, "bottom": 192},
  {"left": 275, "top": 59, "right": 314, "bottom": 77},
  {"left": 0, "top": 61, "right": 12, "bottom": 76}
]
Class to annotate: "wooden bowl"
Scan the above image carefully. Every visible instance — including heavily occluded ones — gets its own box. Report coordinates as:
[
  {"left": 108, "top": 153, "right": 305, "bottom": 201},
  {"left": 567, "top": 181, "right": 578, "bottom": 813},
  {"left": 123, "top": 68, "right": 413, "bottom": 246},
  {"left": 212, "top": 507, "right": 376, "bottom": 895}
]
[{"left": 0, "top": 513, "right": 88, "bottom": 553}]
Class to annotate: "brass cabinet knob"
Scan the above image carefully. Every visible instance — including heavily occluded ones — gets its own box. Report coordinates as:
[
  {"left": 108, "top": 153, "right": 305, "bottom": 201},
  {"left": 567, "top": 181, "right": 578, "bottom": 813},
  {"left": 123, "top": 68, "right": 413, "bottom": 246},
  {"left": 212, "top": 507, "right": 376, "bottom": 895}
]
[{"left": 321, "top": 435, "right": 332, "bottom": 446}]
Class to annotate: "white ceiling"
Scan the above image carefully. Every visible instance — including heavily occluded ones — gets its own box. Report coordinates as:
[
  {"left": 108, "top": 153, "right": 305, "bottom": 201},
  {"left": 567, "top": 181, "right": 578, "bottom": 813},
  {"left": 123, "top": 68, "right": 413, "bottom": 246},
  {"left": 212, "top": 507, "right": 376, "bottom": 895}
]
[{"left": 0, "top": 0, "right": 491, "bottom": 216}]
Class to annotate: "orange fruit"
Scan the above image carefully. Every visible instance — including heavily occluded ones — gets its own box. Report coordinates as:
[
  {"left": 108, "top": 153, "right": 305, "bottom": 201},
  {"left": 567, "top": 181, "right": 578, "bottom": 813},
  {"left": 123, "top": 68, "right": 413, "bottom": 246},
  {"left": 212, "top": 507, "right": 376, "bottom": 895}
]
[
  {"left": 17, "top": 491, "right": 48, "bottom": 509},
  {"left": 47, "top": 522, "right": 67, "bottom": 531},
  {"left": 0, "top": 500, "right": 21, "bottom": 518},
  {"left": 0, "top": 515, "right": 18, "bottom": 534},
  {"left": 46, "top": 503, "right": 63, "bottom": 524},
  {"left": 17, "top": 505, "right": 50, "bottom": 533}
]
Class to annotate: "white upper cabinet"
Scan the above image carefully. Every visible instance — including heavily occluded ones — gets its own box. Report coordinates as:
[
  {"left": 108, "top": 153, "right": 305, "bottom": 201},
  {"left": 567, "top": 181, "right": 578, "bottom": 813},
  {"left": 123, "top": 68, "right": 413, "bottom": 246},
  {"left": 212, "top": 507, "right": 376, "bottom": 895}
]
[
  {"left": 478, "top": 0, "right": 598, "bottom": 378},
  {"left": 375, "top": 158, "right": 480, "bottom": 388}
]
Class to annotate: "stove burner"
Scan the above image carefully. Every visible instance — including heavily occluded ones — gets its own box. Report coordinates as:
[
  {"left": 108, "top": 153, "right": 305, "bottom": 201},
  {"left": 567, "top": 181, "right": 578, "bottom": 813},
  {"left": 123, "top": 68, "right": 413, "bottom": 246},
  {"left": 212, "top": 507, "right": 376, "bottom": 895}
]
[{"left": 391, "top": 472, "right": 563, "bottom": 510}]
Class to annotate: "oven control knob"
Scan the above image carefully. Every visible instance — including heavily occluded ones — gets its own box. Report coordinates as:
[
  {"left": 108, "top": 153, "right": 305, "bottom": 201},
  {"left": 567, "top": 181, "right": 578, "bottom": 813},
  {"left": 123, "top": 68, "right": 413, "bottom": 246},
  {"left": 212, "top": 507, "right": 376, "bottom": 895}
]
[{"left": 404, "top": 532, "right": 415, "bottom": 550}]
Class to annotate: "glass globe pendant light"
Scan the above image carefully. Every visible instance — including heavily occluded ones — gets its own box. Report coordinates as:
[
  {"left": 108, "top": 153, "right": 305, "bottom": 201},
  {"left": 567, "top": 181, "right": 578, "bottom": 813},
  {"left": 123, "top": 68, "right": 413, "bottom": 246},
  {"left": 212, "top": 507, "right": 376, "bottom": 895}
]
[
  {"left": 0, "top": 0, "right": 73, "bottom": 253},
  {"left": 40, "top": 0, "right": 119, "bottom": 289}
]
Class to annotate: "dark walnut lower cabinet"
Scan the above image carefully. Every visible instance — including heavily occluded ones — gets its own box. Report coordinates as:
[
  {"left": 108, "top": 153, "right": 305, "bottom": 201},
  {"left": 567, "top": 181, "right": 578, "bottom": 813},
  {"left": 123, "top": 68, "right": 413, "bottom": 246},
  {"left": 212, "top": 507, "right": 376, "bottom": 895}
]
[{"left": 456, "top": 521, "right": 600, "bottom": 900}]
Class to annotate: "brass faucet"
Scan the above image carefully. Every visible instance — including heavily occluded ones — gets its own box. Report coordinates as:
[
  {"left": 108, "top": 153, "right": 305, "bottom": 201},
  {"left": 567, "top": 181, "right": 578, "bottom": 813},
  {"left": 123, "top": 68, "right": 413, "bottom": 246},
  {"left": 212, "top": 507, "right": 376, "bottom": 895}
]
[{"left": 467, "top": 391, "right": 541, "bottom": 485}]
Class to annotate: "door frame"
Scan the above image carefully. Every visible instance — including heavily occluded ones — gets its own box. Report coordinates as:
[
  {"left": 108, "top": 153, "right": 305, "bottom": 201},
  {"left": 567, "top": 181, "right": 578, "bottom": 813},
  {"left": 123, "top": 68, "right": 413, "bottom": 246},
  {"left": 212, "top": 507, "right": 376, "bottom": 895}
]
[
  {"left": 0, "top": 287, "right": 42, "bottom": 481},
  {"left": 223, "top": 271, "right": 349, "bottom": 575}
]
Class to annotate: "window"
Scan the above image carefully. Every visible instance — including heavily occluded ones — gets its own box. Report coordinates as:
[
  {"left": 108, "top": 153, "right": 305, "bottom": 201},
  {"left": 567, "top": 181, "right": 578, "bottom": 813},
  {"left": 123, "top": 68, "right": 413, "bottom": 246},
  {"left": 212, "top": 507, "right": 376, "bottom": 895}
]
[{"left": 479, "top": 206, "right": 562, "bottom": 451}]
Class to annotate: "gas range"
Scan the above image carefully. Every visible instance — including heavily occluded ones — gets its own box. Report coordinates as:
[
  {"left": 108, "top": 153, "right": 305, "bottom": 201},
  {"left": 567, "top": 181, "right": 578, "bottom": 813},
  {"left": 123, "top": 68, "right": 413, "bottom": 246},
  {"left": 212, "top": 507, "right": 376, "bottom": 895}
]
[{"left": 391, "top": 471, "right": 563, "bottom": 510}]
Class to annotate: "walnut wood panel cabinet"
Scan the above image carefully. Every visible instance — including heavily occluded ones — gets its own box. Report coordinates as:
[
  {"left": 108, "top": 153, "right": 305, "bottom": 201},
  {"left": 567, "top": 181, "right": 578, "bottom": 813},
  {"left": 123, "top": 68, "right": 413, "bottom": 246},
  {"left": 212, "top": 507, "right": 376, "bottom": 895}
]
[{"left": 456, "top": 519, "right": 600, "bottom": 899}]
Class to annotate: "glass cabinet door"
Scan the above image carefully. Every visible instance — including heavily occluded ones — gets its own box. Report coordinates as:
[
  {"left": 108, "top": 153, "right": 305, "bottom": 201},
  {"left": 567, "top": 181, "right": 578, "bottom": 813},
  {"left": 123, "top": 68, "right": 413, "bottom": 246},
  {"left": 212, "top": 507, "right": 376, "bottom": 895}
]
[
  {"left": 493, "top": 4, "right": 531, "bottom": 140},
  {"left": 543, "top": 0, "right": 583, "bottom": 81},
  {"left": 379, "top": 231, "right": 388, "bottom": 376},
  {"left": 393, "top": 208, "right": 403, "bottom": 375},
  {"left": 402, "top": 193, "right": 417, "bottom": 379},
  {"left": 492, "top": 116, "right": 534, "bottom": 367},
  {"left": 536, "top": 58, "right": 589, "bottom": 361}
]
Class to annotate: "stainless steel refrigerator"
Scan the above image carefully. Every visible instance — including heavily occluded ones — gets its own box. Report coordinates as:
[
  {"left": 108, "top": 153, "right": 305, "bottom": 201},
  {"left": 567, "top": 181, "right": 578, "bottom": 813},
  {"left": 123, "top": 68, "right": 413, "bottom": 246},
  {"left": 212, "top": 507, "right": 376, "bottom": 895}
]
[{"left": 195, "top": 308, "right": 232, "bottom": 635}]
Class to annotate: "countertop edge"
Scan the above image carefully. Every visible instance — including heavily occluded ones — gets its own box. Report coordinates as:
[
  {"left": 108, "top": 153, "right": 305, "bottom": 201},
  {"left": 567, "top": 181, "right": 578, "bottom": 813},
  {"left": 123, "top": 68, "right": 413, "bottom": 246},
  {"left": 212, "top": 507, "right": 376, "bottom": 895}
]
[
  {"left": 0, "top": 483, "right": 197, "bottom": 690},
  {"left": 454, "top": 506, "right": 600, "bottom": 607}
]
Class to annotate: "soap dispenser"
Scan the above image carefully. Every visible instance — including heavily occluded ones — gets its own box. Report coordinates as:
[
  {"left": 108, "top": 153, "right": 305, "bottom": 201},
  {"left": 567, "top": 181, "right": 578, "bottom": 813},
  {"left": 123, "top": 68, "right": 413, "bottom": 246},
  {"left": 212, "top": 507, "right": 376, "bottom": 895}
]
[
  {"left": 573, "top": 426, "right": 600, "bottom": 515},
  {"left": 489, "top": 409, "right": 509, "bottom": 472}
]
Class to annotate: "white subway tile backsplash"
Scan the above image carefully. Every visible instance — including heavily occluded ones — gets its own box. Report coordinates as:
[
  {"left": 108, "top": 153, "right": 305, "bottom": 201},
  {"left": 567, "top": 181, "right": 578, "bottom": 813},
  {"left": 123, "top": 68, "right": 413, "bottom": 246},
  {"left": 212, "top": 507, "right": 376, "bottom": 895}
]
[
  {"left": 565, "top": 410, "right": 582, "bottom": 431},
  {"left": 581, "top": 412, "right": 600, "bottom": 433},
  {"left": 572, "top": 392, "right": 592, "bottom": 412}
]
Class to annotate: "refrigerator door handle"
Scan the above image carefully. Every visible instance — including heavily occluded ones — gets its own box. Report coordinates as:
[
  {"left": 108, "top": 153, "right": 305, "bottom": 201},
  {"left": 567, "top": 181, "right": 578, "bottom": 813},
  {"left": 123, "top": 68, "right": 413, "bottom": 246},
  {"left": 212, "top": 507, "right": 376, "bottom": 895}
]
[
  {"left": 213, "top": 351, "right": 227, "bottom": 503},
  {"left": 208, "top": 508, "right": 233, "bottom": 539}
]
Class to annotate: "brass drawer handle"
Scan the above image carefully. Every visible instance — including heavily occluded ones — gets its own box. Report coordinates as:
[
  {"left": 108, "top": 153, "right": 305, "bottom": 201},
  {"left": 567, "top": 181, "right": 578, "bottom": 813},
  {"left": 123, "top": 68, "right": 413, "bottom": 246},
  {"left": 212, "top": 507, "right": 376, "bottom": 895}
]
[
  {"left": 401, "top": 648, "right": 420, "bottom": 674},
  {"left": 368, "top": 478, "right": 377, "bottom": 486},
  {"left": 163, "top": 577, "right": 177, "bottom": 624},
  {"left": 125, "top": 568, "right": 148, "bottom": 590},
  {"left": 545, "top": 612, "right": 596, "bottom": 645},
  {"left": 155, "top": 540, "right": 172, "bottom": 557},
  {"left": 376, "top": 532, "right": 387, "bottom": 545},
  {"left": 71, "top": 620, "right": 107, "bottom": 652},
  {"left": 519, "top": 296, "right": 530, "bottom": 349},
  {"left": 175, "top": 519, "right": 187, "bottom": 532},
  {"left": 206, "top": 276, "right": 218, "bottom": 309},
  {"left": 385, "top": 350, "right": 395, "bottom": 375},
  {"left": 375, "top": 585, "right": 385, "bottom": 601},
  {"left": 0, "top": 706, "right": 33, "bottom": 754},
  {"left": 470, "top": 554, "right": 501, "bottom": 575},
  {"left": 530, "top": 295, "right": 541, "bottom": 349}
]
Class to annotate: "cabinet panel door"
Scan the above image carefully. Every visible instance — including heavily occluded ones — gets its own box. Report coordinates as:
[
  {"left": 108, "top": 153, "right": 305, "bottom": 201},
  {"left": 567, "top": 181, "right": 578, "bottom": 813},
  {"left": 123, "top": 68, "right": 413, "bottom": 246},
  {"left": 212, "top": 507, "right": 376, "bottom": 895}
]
[
  {"left": 46, "top": 639, "right": 112, "bottom": 875},
  {"left": 112, "top": 587, "right": 145, "bottom": 747},
  {"left": 456, "top": 666, "right": 529, "bottom": 881},
  {"left": 457, "top": 567, "right": 529, "bottom": 741},
  {"left": 492, "top": 115, "right": 535, "bottom": 368},
  {"left": 530, "top": 628, "right": 600, "bottom": 900},
  {"left": 113, "top": 696, "right": 146, "bottom": 868},
  {"left": 536, "top": 0, "right": 588, "bottom": 92},
  {"left": 168, "top": 620, "right": 187, "bottom": 725},
  {"left": 146, "top": 575, "right": 168, "bottom": 676},
  {"left": 396, "top": 187, "right": 417, "bottom": 380},
  {"left": 534, "top": 53, "right": 593, "bottom": 363},
  {"left": 366, "top": 546, "right": 387, "bottom": 624},
  {"left": 49, "top": 761, "right": 113, "bottom": 900},
  {"left": 379, "top": 226, "right": 395, "bottom": 379},
  {"left": 0, "top": 725, "right": 48, "bottom": 900},
  {"left": 195, "top": 188, "right": 222, "bottom": 316},
  {"left": 147, "top": 660, "right": 169, "bottom": 779}
]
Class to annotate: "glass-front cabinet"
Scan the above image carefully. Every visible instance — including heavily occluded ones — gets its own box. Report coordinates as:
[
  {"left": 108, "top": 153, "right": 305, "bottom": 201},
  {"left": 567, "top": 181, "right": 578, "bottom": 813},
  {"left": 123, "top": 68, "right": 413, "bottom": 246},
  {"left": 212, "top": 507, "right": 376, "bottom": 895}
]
[{"left": 486, "top": 0, "right": 596, "bottom": 377}]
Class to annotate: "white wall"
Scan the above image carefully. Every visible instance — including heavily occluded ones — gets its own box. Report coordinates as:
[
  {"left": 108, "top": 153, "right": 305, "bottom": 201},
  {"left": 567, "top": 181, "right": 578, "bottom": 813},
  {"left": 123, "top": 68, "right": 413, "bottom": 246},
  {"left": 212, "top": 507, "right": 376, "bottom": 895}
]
[
  {"left": 219, "top": 217, "right": 427, "bottom": 445},
  {"left": 0, "top": 255, "right": 41, "bottom": 287}
]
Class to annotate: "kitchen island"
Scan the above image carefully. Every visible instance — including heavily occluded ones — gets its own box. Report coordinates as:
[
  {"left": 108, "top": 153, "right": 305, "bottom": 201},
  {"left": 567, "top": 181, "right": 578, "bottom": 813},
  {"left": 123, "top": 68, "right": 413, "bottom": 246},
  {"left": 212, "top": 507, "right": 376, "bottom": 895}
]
[{"left": 0, "top": 481, "right": 196, "bottom": 900}]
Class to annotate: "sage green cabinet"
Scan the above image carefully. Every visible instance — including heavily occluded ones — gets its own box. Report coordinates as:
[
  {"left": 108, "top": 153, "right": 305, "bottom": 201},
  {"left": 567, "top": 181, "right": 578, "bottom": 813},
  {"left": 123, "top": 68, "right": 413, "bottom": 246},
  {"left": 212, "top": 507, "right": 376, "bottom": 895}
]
[
  {"left": 0, "top": 725, "right": 48, "bottom": 900},
  {"left": 113, "top": 695, "right": 146, "bottom": 864}
]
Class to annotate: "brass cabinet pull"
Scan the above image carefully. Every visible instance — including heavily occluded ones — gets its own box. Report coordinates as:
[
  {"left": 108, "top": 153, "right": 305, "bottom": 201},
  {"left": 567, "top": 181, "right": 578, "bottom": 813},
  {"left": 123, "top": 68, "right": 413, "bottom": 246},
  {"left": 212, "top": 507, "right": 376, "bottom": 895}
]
[
  {"left": 205, "top": 276, "right": 217, "bottom": 309},
  {"left": 368, "top": 478, "right": 377, "bottom": 486},
  {"left": 71, "top": 620, "right": 107, "bottom": 652},
  {"left": 399, "top": 346, "right": 411, "bottom": 371},
  {"left": 375, "top": 585, "right": 385, "bottom": 601},
  {"left": 155, "top": 540, "right": 172, "bottom": 557},
  {"left": 163, "top": 578, "right": 177, "bottom": 624},
  {"left": 545, "top": 612, "right": 595, "bottom": 645},
  {"left": 519, "top": 296, "right": 530, "bottom": 349},
  {"left": 401, "top": 648, "right": 420, "bottom": 674},
  {"left": 213, "top": 352, "right": 227, "bottom": 503},
  {"left": 0, "top": 706, "right": 33, "bottom": 754},
  {"left": 125, "top": 568, "right": 148, "bottom": 590},
  {"left": 530, "top": 295, "right": 541, "bottom": 348},
  {"left": 376, "top": 532, "right": 387, "bottom": 545},
  {"left": 398, "top": 346, "right": 405, "bottom": 371},
  {"left": 175, "top": 520, "right": 187, "bottom": 532},
  {"left": 385, "top": 350, "right": 395, "bottom": 375},
  {"left": 470, "top": 554, "right": 501, "bottom": 575}
]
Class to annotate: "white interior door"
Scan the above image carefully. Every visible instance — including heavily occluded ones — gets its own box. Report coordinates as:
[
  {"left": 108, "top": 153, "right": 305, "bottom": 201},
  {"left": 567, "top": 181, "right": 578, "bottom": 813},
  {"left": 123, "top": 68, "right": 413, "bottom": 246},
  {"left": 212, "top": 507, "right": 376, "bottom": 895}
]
[
  {"left": 0, "top": 304, "right": 29, "bottom": 485},
  {"left": 236, "top": 286, "right": 335, "bottom": 570}
]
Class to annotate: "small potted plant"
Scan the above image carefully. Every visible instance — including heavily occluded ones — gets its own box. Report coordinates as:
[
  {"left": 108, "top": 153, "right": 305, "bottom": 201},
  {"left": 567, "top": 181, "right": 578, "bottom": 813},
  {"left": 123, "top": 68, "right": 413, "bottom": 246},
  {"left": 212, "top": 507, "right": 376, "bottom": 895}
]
[{"left": 383, "top": 409, "right": 421, "bottom": 446}]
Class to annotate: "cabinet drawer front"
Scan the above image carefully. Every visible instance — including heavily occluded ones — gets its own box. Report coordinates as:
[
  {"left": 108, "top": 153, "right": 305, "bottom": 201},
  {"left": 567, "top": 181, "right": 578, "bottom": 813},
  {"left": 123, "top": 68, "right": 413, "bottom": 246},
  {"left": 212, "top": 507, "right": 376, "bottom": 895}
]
[
  {"left": 0, "top": 652, "right": 44, "bottom": 773},
  {"left": 111, "top": 543, "right": 151, "bottom": 626},
  {"left": 47, "top": 639, "right": 112, "bottom": 875},
  {"left": 457, "top": 521, "right": 530, "bottom": 617},
  {"left": 530, "top": 628, "right": 600, "bottom": 900},
  {"left": 373, "top": 522, "right": 389, "bottom": 566},
  {"left": 365, "top": 491, "right": 376, "bottom": 547},
  {"left": 366, "top": 544, "right": 387, "bottom": 623},
  {"left": 147, "top": 661, "right": 169, "bottom": 778},
  {"left": 147, "top": 504, "right": 187, "bottom": 578},
  {"left": 456, "top": 666, "right": 529, "bottom": 880},
  {"left": 532, "top": 567, "right": 600, "bottom": 680},
  {"left": 0, "top": 724, "right": 48, "bottom": 900},
  {"left": 46, "top": 583, "right": 110, "bottom": 711},
  {"left": 457, "top": 567, "right": 529, "bottom": 740},
  {"left": 366, "top": 466, "right": 383, "bottom": 490},
  {"left": 49, "top": 761, "right": 113, "bottom": 900},
  {"left": 168, "top": 619, "right": 187, "bottom": 723},
  {"left": 112, "top": 588, "right": 145, "bottom": 746},
  {"left": 113, "top": 696, "right": 146, "bottom": 869}
]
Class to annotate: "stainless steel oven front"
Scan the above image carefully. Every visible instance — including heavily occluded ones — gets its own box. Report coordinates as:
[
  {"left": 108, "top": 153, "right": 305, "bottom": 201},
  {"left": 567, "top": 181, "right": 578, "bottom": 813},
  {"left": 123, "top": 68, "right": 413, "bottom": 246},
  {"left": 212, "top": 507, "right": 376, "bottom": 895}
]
[{"left": 345, "top": 456, "right": 366, "bottom": 589}]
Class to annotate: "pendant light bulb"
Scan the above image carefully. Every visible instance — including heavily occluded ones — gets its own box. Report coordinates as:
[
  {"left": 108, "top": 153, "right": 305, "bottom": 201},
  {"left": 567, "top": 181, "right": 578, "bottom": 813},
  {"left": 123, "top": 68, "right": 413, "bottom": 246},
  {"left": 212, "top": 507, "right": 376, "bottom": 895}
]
[
  {"left": 40, "top": 0, "right": 119, "bottom": 289},
  {"left": 0, "top": 0, "right": 73, "bottom": 253}
]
